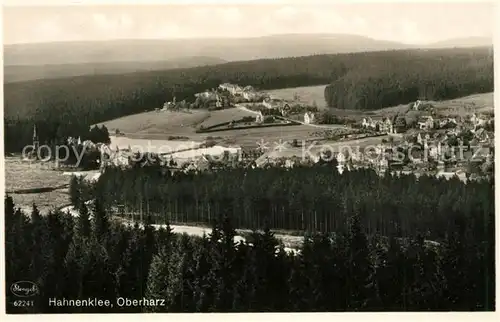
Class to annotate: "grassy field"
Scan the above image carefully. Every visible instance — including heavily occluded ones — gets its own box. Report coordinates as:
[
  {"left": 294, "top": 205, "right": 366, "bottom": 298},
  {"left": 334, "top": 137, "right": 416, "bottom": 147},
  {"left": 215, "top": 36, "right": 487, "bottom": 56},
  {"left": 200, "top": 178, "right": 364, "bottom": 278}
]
[
  {"left": 98, "top": 110, "right": 210, "bottom": 137},
  {"left": 199, "top": 108, "right": 256, "bottom": 128},
  {"left": 267, "top": 85, "right": 329, "bottom": 109},
  {"left": 109, "top": 136, "right": 202, "bottom": 154},
  {"left": 96, "top": 92, "right": 493, "bottom": 149},
  {"left": 4, "top": 157, "right": 72, "bottom": 213},
  {"left": 4, "top": 158, "right": 69, "bottom": 192},
  {"left": 266, "top": 85, "right": 493, "bottom": 119},
  {"left": 368, "top": 92, "right": 494, "bottom": 119},
  {"left": 430, "top": 92, "right": 494, "bottom": 116},
  {"left": 97, "top": 108, "right": 322, "bottom": 148},
  {"left": 217, "top": 125, "right": 320, "bottom": 147},
  {"left": 99, "top": 108, "right": 257, "bottom": 137}
]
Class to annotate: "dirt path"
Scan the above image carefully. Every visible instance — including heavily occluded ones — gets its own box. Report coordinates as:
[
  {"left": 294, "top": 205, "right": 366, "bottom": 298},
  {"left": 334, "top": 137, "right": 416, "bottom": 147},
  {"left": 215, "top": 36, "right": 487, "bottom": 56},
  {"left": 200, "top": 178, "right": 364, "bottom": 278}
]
[{"left": 59, "top": 203, "right": 301, "bottom": 253}]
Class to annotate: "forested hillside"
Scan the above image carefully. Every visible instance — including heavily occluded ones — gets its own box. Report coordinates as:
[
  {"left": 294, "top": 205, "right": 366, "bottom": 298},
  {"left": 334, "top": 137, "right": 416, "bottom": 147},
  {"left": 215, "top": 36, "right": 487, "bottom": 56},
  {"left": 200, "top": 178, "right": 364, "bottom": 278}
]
[
  {"left": 324, "top": 48, "right": 493, "bottom": 110},
  {"left": 4, "top": 56, "right": 227, "bottom": 83},
  {"left": 4, "top": 47, "right": 493, "bottom": 152},
  {"left": 79, "top": 164, "right": 494, "bottom": 242},
  {"left": 5, "top": 164, "right": 495, "bottom": 312}
]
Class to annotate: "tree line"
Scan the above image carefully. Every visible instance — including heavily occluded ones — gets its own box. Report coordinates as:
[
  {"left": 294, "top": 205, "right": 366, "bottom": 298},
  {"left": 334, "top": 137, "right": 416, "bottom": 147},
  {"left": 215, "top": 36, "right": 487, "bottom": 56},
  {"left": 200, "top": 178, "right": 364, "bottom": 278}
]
[
  {"left": 324, "top": 49, "right": 493, "bottom": 110},
  {"left": 4, "top": 47, "right": 492, "bottom": 153},
  {"left": 78, "top": 164, "right": 493, "bottom": 244},
  {"left": 4, "top": 191, "right": 495, "bottom": 313}
]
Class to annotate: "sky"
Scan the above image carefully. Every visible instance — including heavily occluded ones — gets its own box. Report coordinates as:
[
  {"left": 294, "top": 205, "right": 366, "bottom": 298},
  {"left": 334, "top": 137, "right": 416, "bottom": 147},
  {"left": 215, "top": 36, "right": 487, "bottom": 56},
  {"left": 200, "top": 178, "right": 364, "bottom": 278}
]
[{"left": 2, "top": 1, "right": 495, "bottom": 45}]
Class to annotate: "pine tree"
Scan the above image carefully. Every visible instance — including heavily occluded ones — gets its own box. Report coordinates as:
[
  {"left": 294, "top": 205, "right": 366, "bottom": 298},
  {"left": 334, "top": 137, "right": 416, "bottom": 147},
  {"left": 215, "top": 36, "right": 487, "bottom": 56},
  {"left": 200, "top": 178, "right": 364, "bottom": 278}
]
[
  {"left": 69, "top": 175, "right": 80, "bottom": 206},
  {"left": 373, "top": 236, "right": 405, "bottom": 310},
  {"left": 191, "top": 235, "right": 215, "bottom": 312},
  {"left": 92, "top": 199, "right": 109, "bottom": 242},
  {"left": 5, "top": 198, "right": 33, "bottom": 313},
  {"left": 214, "top": 216, "right": 238, "bottom": 311},
  {"left": 144, "top": 250, "right": 167, "bottom": 310},
  {"left": 76, "top": 200, "right": 91, "bottom": 239},
  {"left": 4, "top": 194, "right": 15, "bottom": 228},
  {"left": 172, "top": 234, "right": 197, "bottom": 312},
  {"left": 346, "top": 214, "right": 374, "bottom": 310},
  {"left": 62, "top": 236, "right": 89, "bottom": 312},
  {"left": 31, "top": 203, "right": 42, "bottom": 224}
]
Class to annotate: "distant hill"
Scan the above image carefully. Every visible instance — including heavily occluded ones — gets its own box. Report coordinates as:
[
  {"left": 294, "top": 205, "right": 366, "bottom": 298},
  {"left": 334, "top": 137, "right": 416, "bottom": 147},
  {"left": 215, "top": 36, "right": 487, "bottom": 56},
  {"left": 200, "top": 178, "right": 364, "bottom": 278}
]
[
  {"left": 426, "top": 36, "right": 492, "bottom": 48},
  {"left": 3, "top": 56, "right": 227, "bottom": 83},
  {"left": 4, "top": 34, "right": 416, "bottom": 67},
  {"left": 6, "top": 33, "right": 491, "bottom": 82}
]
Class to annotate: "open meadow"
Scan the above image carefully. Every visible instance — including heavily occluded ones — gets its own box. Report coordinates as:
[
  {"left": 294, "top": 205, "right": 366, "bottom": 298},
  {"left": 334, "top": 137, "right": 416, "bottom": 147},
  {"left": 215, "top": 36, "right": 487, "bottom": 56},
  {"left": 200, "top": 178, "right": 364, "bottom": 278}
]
[
  {"left": 198, "top": 107, "right": 256, "bottom": 128},
  {"left": 267, "top": 85, "right": 329, "bottom": 109},
  {"left": 267, "top": 86, "right": 493, "bottom": 120},
  {"left": 98, "top": 108, "right": 325, "bottom": 148},
  {"left": 4, "top": 157, "right": 72, "bottom": 213},
  {"left": 98, "top": 109, "right": 210, "bottom": 137},
  {"left": 217, "top": 125, "right": 320, "bottom": 147},
  {"left": 95, "top": 91, "right": 493, "bottom": 151},
  {"left": 109, "top": 135, "right": 202, "bottom": 154},
  {"left": 430, "top": 92, "right": 494, "bottom": 116},
  {"left": 366, "top": 92, "right": 494, "bottom": 118}
]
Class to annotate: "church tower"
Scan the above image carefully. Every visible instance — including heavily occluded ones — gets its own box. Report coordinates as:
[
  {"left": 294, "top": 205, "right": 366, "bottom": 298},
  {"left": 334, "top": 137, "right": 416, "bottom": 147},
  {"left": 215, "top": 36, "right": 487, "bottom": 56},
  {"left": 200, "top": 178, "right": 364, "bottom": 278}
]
[{"left": 32, "top": 124, "right": 39, "bottom": 152}]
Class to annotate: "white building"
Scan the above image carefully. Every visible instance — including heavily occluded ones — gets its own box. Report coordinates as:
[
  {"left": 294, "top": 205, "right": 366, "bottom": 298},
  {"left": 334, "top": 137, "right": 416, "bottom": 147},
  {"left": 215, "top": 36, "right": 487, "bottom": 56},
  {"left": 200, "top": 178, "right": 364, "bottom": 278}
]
[
  {"left": 262, "top": 98, "right": 273, "bottom": 109},
  {"left": 417, "top": 133, "right": 423, "bottom": 145},
  {"left": 379, "top": 117, "right": 394, "bottom": 134},
  {"left": 242, "top": 91, "right": 255, "bottom": 101},
  {"left": 474, "top": 128, "right": 490, "bottom": 143},
  {"left": 413, "top": 100, "right": 422, "bottom": 111},
  {"left": 170, "top": 145, "right": 242, "bottom": 164},
  {"left": 215, "top": 95, "right": 222, "bottom": 108},
  {"left": 255, "top": 111, "right": 264, "bottom": 124},
  {"left": 379, "top": 157, "right": 389, "bottom": 169},
  {"left": 361, "top": 117, "right": 377, "bottom": 130},
  {"left": 304, "top": 112, "right": 316, "bottom": 124},
  {"left": 418, "top": 116, "right": 434, "bottom": 130},
  {"left": 336, "top": 152, "right": 346, "bottom": 165},
  {"left": 219, "top": 83, "right": 242, "bottom": 95}
]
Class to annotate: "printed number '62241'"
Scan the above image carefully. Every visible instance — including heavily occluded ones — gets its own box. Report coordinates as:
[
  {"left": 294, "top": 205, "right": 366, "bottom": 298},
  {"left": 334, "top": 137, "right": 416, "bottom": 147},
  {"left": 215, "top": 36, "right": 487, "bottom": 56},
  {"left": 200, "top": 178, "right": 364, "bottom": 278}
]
[{"left": 13, "top": 300, "right": 34, "bottom": 307}]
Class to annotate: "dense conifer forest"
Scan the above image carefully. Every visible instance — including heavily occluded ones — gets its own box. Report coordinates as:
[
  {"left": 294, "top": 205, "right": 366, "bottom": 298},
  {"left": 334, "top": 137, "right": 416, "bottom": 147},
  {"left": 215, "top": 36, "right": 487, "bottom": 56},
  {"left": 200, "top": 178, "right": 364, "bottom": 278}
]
[
  {"left": 79, "top": 164, "right": 494, "bottom": 241},
  {"left": 5, "top": 166, "right": 495, "bottom": 313},
  {"left": 3, "top": 47, "right": 493, "bottom": 153}
]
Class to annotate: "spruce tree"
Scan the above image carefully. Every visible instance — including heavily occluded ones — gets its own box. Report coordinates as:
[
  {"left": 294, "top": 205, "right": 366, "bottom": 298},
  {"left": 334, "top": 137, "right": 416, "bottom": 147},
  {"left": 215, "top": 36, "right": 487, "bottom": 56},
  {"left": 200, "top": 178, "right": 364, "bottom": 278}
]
[
  {"left": 69, "top": 175, "right": 80, "bottom": 206},
  {"left": 92, "top": 199, "right": 109, "bottom": 242},
  {"left": 76, "top": 201, "right": 91, "bottom": 239},
  {"left": 346, "top": 214, "right": 374, "bottom": 310},
  {"left": 4, "top": 194, "right": 15, "bottom": 228}
]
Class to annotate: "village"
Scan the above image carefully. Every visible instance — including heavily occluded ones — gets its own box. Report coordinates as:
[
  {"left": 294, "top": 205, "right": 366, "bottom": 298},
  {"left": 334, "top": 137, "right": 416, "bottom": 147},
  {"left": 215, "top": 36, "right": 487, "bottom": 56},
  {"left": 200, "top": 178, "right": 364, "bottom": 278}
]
[{"left": 96, "top": 83, "right": 495, "bottom": 183}]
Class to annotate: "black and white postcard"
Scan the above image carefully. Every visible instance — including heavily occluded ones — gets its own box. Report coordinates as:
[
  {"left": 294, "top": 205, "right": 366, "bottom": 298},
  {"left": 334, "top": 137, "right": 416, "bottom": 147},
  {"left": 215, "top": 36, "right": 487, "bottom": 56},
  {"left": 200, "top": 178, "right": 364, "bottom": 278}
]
[{"left": 1, "top": 0, "right": 497, "bottom": 318}]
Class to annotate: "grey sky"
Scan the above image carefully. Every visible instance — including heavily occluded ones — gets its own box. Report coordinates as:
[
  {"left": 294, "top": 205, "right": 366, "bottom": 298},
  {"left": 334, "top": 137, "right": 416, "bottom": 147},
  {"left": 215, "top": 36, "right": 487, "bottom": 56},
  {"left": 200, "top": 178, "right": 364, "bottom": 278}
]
[{"left": 2, "top": 2, "right": 495, "bottom": 45}]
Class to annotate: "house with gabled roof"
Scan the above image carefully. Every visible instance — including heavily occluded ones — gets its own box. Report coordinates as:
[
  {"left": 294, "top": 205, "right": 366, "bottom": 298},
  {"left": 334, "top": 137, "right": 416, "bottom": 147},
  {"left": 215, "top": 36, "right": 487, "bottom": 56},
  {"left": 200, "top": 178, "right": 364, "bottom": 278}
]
[
  {"left": 361, "top": 117, "right": 377, "bottom": 130},
  {"left": 219, "top": 83, "right": 242, "bottom": 95},
  {"left": 255, "top": 111, "right": 264, "bottom": 124},
  {"left": 417, "top": 115, "right": 434, "bottom": 130},
  {"left": 474, "top": 128, "right": 490, "bottom": 143},
  {"left": 335, "top": 151, "right": 347, "bottom": 165},
  {"left": 379, "top": 117, "right": 394, "bottom": 134},
  {"left": 304, "top": 112, "right": 316, "bottom": 124}
]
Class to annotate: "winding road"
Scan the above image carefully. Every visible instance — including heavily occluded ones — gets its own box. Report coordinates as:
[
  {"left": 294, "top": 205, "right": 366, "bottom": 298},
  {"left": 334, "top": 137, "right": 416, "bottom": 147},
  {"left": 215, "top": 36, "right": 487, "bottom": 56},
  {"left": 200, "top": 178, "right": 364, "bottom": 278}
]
[{"left": 59, "top": 202, "right": 301, "bottom": 253}]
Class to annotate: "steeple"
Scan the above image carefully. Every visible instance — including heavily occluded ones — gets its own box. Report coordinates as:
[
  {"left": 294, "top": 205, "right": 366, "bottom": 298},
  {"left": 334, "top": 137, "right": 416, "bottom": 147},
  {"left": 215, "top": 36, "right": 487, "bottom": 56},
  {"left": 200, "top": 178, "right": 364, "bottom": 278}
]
[
  {"left": 33, "top": 124, "right": 38, "bottom": 141},
  {"left": 32, "top": 124, "right": 39, "bottom": 147},
  {"left": 32, "top": 124, "right": 40, "bottom": 160}
]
